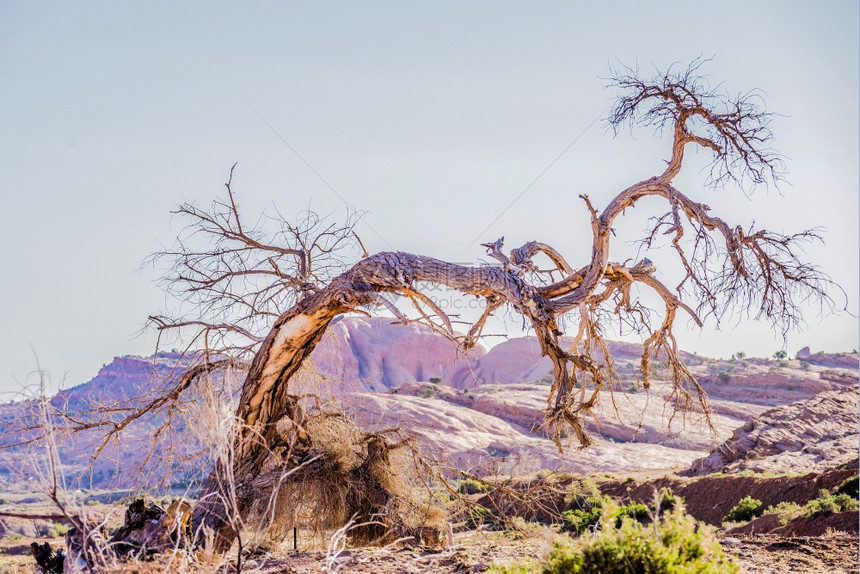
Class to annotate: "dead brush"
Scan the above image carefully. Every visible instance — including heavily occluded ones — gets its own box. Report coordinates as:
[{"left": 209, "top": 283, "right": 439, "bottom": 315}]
[{"left": 238, "top": 403, "right": 451, "bottom": 550}]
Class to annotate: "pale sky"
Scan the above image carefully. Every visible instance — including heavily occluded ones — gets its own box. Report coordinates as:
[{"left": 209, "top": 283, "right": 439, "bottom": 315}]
[{"left": 1, "top": 1, "right": 857, "bottom": 396}]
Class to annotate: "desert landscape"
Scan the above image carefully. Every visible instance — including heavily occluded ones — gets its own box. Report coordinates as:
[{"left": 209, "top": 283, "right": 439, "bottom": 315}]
[
  {"left": 0, "top": 317, "right": 857, "bottom": 573},
  {"left": 2, "top": 10, "right": 858, "bottom": 570}
]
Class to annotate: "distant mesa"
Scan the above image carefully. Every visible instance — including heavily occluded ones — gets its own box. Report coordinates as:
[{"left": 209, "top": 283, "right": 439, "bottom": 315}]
[{"left": 1, "top": 317, "right": 857, "bottom": 489}]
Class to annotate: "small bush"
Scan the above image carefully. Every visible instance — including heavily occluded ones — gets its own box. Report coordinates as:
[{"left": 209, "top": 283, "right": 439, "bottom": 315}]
[
  {"left": 617, "top": 501, "right": 650, "bottom": 525},
  {"left": 544, "top": 506, "right": 738, "bottom": 573},
  {"left": 761, "top": 489, "right": 859, "bottom": 526},
  {"left": 417, "top": 384, "right": 437, "bottom": 399},
  {"left": 428, "top": 377, "right": 442, "bottom": 384},
  {"left": 564, "top": 479, "right": 601, "bottom": 509},
  {"left": 487, "top": 559, "right": 536, "bottom": 574},
  {"left": 836, "top": 476, "right": 859, "bottom": 499},
  {"left": 560, "top": 495, "right": 607, "bottom": 534},
  {"left": 652, "top": 487, "right": 680, "bottom": 513},
  {"left": 723, "top": 496, "right": 763, "bottom": 523},
  {"left": 458, "top": 478, "right": 490, "bottom": 495},
  {"left": 801, "top": 489, "right": 858, "bottom": 518},
  {"left": 762, "top": 501, "right": 800, "bottom": 526},
  {"left": 717, "top": 371, "right": 731, "bottom": 383},
  {"left": 561, "top": 496, "right": 654, "bottom": 535}
]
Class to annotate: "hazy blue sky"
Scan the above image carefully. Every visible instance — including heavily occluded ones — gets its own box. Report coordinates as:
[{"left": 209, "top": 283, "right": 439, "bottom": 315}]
[{"left": 1, "top": 1, "right": 857, "bottom": 396}]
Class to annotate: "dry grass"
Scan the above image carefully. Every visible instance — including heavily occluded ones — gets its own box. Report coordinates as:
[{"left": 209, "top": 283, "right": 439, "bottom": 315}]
[{"left": 240, "top": 407, "right": 450, "bottom": 550}]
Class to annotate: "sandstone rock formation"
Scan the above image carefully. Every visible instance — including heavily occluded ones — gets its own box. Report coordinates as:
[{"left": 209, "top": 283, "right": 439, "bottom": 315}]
[
  {"left": 389, "top": 380, "right": 755, "bottom": 451},
  {"left": 340, "top": 390, "right": 707, "bottom": 475},
  {"left": 1, "top": 317, "right": 856, "bottom": 488},
  {"left": 298, "top": 317, "right": 482, "bottom": 395},
  {"left": 683, "top": 390, "right": 859, "bottom": 476},
  {"left": 797, "top": 347, "right": 859, "bottom": 369}
]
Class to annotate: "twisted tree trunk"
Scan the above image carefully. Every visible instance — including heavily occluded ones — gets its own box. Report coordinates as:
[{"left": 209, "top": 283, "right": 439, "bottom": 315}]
[{"left": 190, "top": 252, "right": 551, "bottom": 550}]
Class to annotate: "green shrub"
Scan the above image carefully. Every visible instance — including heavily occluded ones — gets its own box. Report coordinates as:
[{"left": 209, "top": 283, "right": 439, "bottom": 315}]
[
  {"left": 417, "top": 384, "right": 437, "bottom": 399},
  {"left": 561, "top": 481, "right": 667, "bottom": 535},
  {"left": 617, "top": 501, "right": 650, "bottom": 525},
  {"left": 428, "top": 377, "right": 442, "bottom": 384},
  {"left": 762, "top": 501, "right": 800, "bottom": 525},
  {"left": 564, "top": 479, "right": 602, "bottom": 509},
  {"left": 562, "top": 496, "right": 654, "bottom": 535},
  {"left": 801, "top": 489, "right": 858, "bottom": 518},
  {"left": 458, "top": 478, "right": 490, "bottom": 495},
  {"left": 723, "top": 495, "right": 763, "bottom": 523},
  {"left": 653, "top": 487, "right": 679, "bottom": 513},
  {"left": 544, "top": 507, "right": 738, "bottom": 574},
  {"left": 487, "top": 559, "right": 536, "bottom": 574},
  {"left": 761, "top": 489, "right": 858, "bottom": 526},
  {"left": 836, "top": 476, "right": 859, "bottom": 499},
  {"left": 560, "top": 495, "right": 607, "bottom": 534}
]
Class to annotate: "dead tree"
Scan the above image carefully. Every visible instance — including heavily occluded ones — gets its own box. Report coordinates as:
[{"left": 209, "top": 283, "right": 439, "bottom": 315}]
[{"left": 29, "top": 60, "right": 840, "bottom": 554}]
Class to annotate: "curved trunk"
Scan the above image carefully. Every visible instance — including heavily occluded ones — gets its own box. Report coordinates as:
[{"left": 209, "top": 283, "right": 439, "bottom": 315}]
[{"left": 189, "top": 251, "right": 550, "bottom": 550}]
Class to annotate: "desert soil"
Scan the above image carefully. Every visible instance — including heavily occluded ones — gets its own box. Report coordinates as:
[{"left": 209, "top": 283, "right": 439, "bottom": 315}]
[
  {"left": 234, "top": 532, "right": 860, "bottom": 574},
  {"left": 1, "top": 517, "right": 856, "bottom": 573},
  {"left": 1, "top": 467, "right": 857, "bottom": 573}
]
